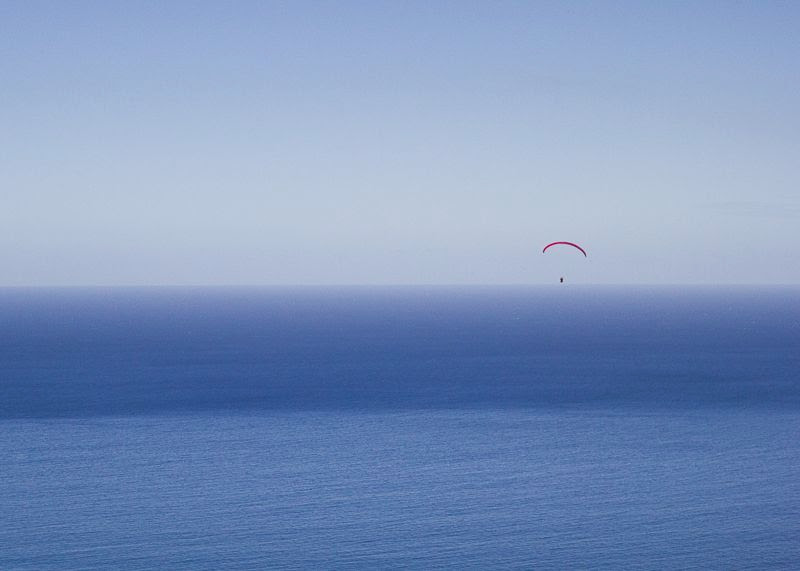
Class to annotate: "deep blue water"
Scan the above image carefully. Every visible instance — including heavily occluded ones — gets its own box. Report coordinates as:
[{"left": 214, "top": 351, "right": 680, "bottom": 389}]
[{"left": 1, "top": 286, "right": 799, "bottom": 568}]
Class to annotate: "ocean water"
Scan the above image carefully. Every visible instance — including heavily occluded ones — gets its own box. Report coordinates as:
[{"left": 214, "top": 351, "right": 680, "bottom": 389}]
[{"left": 1, "top": 286, "right": 799, "bottom": 569}]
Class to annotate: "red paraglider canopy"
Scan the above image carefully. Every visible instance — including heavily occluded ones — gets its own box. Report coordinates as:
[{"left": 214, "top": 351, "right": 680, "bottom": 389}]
[{"left": 542, "top": 241, "right": 587, "bottom": 257}]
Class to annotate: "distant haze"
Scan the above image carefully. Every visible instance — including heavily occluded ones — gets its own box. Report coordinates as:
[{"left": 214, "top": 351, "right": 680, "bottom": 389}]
[{"left": 2, "top": 1, "right": 798, "bottom": 285}]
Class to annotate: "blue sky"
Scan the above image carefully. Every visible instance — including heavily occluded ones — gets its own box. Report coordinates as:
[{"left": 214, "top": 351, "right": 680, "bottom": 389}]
[{"left": 2, "top": 1, "right": 798, "bottom": 285}]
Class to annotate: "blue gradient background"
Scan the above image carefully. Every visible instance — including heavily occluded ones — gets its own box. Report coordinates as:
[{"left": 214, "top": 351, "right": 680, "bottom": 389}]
[{"left": 2, "top": 1, "right": 799, "bottom": 285}]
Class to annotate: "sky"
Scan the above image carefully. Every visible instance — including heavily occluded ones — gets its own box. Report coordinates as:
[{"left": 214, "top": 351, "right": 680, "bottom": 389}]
[{"left": 2, "top": 1, "right": 798, "bottom": 285}]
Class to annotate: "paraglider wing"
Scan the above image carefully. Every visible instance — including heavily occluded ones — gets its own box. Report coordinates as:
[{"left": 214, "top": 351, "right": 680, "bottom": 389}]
[{"left": 542, "top": 241, "right": 587, "bottom": 257}]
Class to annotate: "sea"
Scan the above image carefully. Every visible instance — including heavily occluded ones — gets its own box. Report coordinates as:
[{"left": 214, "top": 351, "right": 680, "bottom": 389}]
[{"left": 1, "top": 286, "right": 798, "bottom": 569}]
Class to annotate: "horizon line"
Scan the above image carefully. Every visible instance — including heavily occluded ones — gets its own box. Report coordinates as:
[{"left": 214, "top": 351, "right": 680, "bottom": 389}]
[{"left": 1, "top": 282, "right": 799, "bottom": 289}]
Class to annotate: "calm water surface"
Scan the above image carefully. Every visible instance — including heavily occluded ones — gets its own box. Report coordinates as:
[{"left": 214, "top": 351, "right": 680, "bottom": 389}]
[{"left": 1, "top": 286, "right": 799, "bottom": 569}]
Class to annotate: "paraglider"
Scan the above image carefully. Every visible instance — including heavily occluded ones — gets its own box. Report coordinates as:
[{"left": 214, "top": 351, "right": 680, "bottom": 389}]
[
  {"left": 542, "top": 241, "right": 587, "bottom": 257},
  {"left": 543, "top": 241, "right": 587, "bottom": 283}
]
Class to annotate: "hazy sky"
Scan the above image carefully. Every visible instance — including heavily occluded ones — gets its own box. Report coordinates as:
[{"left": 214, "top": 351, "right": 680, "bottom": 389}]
[{"left": 2, "top": 1, "right": 798, "bottom": 285}]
